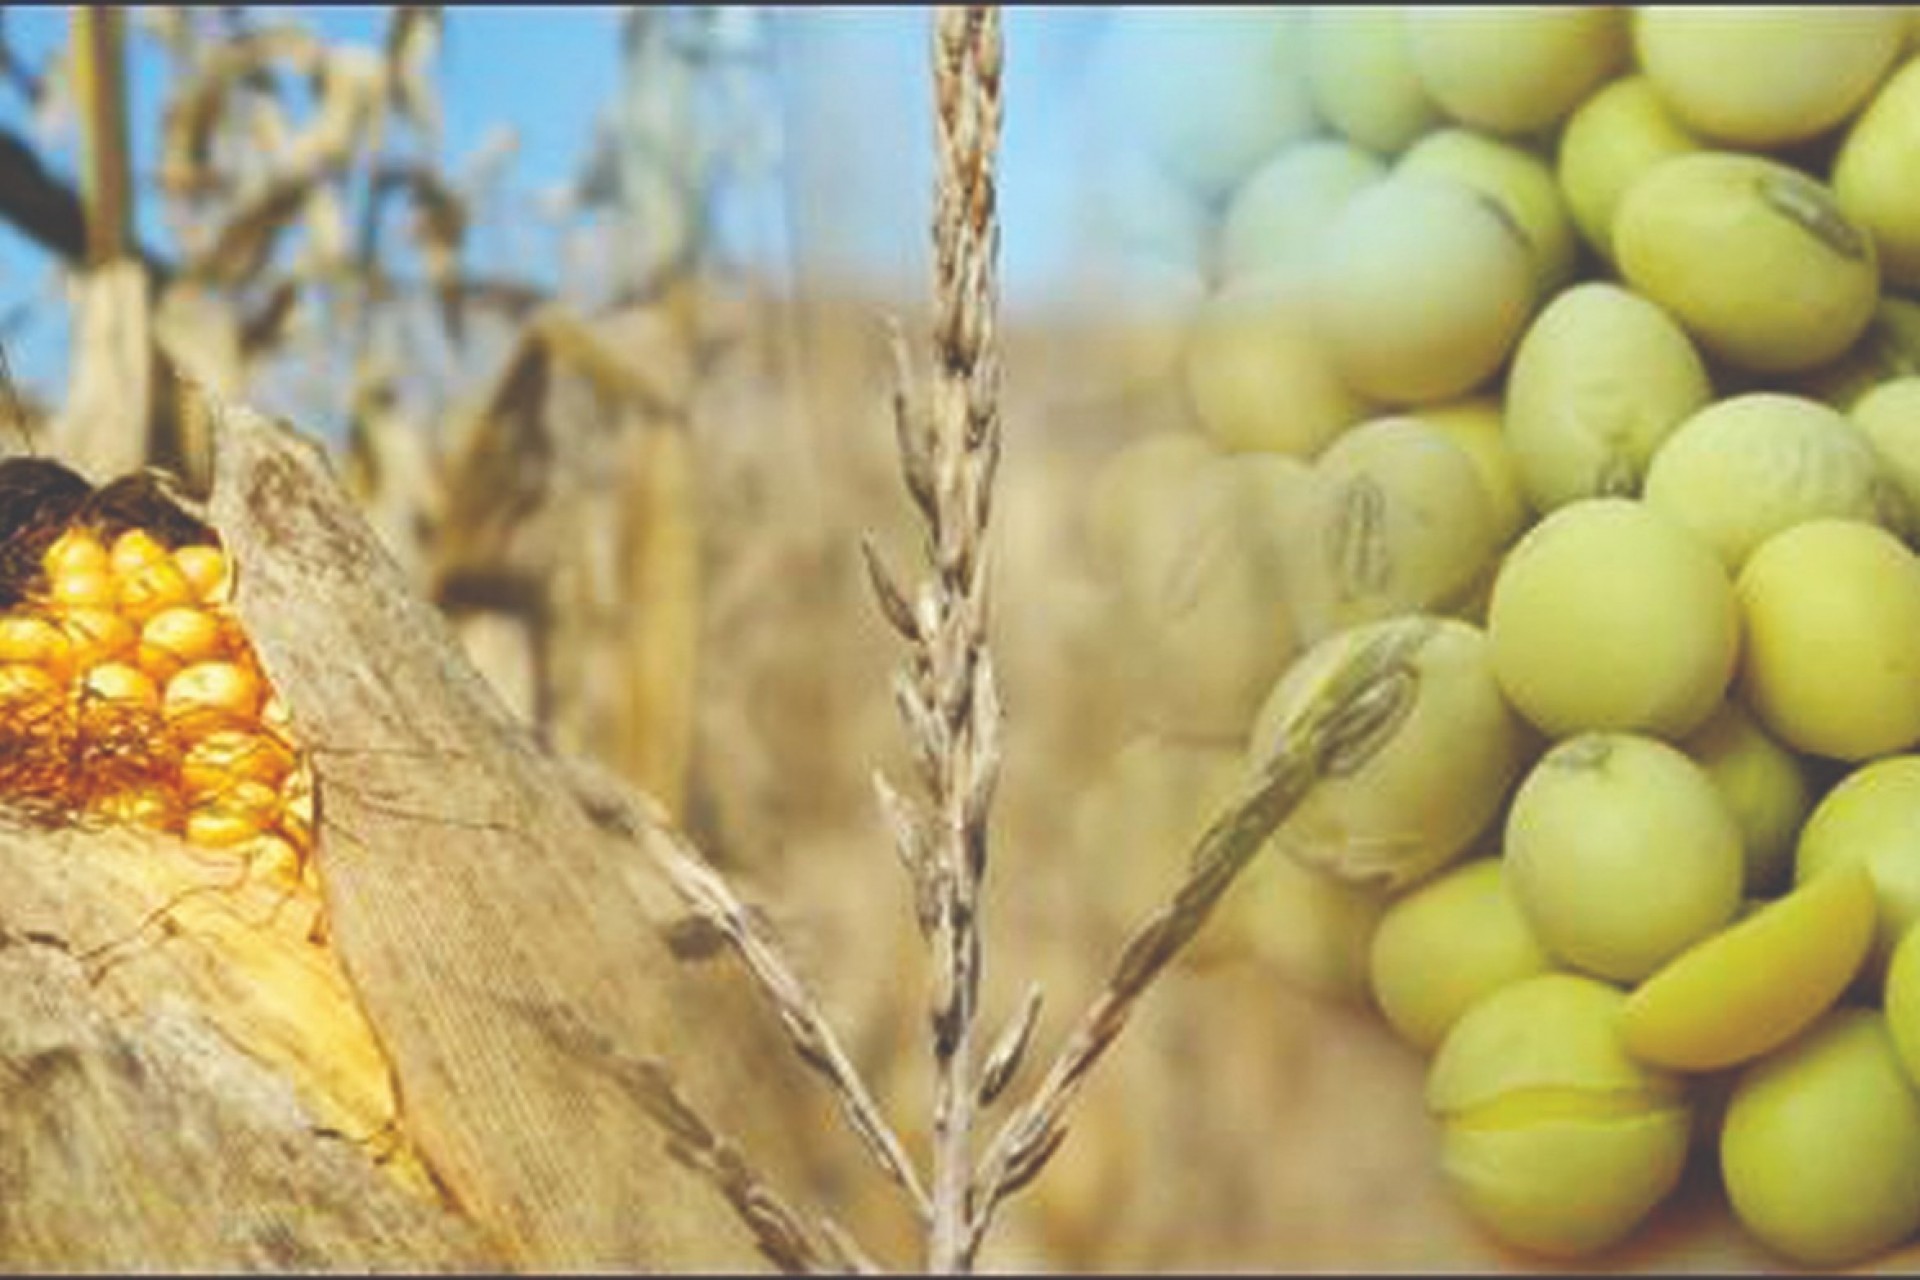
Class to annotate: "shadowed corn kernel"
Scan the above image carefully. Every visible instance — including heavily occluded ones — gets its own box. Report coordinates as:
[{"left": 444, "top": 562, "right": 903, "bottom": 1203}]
[
  {"left": 0, "top": 663, "right": 61, "bottom": 705},
  {"left": 59, "top": 608, "right": 137, "bottom": 668},
  {"left": 164, "top": 660, "right": 263, "bottom": 731},
  {"left": 173, "top": 544, "right": 228, "bottom": 604},
  {"left": 136, "top": 643, "right": 183, "bottom": 685},
  {"left": 184, "top": 778, "right": 282, "bottom": 849},
  {"left": 181, "top": 729, "right": 295, "bottom": 797},
  {"left": 107, "top": 529, "right": 170, "bottom": 578},
  {"left": 41, "top": 528, "right": 108, "bottom": 579},
  {"left": 115, "top": 557, "right": 197, "bottom": 623},
  {"left": 0, "top": 616, "right": 73, "bottom": 680},
  {"left": 216, "top": 777, "right": 284, "bottom": 825},
  {"left": 81, "top": 662, "right": 160, "bottom": 709},
  {"left": 94, "top": 787, "right": 181, "bottom": 828}
]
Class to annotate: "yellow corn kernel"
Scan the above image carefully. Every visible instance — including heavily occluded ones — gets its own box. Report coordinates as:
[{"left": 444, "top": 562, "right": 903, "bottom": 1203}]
[
  {"left": 49, "top": 566, "right": 115, "bottom": 609},
  {"left": 58, "top": 608, "right": 138, "bottom": 669},
  {"left": 173, "top": 544, "right": 229, "bottom": 604},
  {"left": 0, "top": 663, "right": 61, "bottom": 705},
  {"left": 94, "top": 787, "right": 180, "bottom": 829},
  {"left": 81, "top": 662, "right": 160, "bottom": 709},
  {"left": 137, "top": 607, "right": 224, "bottom": 683},
  {"left": 219, "top": 777, "right": 282, "bottom": 823},
  {"left": 0, "top": 615, "right": 73, "bottom": 681},
  {"left": 186, "top": 778, "right": 281, "bottom": 849},
  {"left": 42, "top": 529, "right": 108, "bottom": 580},
  {"left": 180, "top": 729, "right": 295, "bottom": 798},
  {"left": 186, "top": 804, "right": 266, "bottom": 848},
  {"left": 249, "top": 834, "right": 304, "bottom": 889},
  {"left": 108, "top": 529, "right": 170, "bottom": 578},
  {"left": 164, "top": 660, "right": 263, "bottom": 731},
  {"left": 116, "top": 558, "right": 196, "bottom": 624}
]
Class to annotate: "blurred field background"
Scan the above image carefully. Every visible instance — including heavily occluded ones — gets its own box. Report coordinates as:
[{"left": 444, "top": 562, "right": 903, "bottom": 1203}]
[{"left": 0, "top": 7, "right": 1614, "bottom": 1271}]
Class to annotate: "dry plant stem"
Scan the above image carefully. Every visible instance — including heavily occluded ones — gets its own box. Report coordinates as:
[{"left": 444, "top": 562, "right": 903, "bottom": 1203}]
[
  {"left": 641, "top": 789, "right": 933, "bottom": 1223},
  {"left": 866, "top": 7, "right": 1008, "bottom": 1273},
  {"left": 959, "top": 621, "right": 1435, "bottom": 1265}
]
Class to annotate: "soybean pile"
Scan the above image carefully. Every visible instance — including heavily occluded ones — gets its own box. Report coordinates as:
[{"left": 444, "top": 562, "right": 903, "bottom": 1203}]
[{"left": 1067, "top": 8, "right": 1920, "bottom": 1268}]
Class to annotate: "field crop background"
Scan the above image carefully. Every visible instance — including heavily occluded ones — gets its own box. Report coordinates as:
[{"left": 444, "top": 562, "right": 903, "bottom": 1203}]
[{"left": 4, "top": 6, "right": 1900, "bottom": 1273}]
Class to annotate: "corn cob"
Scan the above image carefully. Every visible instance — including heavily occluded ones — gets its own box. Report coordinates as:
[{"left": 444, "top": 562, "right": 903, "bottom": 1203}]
[{"left": 0, "top": 459, "right": 317, "bottom": 912}]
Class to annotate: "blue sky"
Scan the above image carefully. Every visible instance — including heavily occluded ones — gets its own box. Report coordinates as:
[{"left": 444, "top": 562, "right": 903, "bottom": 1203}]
[
  {"left": 0, "top": 5, "right": 631, "bottom": 397},
  {"left": 0, "top": 6, "right": 1119, "bottom": 401}
]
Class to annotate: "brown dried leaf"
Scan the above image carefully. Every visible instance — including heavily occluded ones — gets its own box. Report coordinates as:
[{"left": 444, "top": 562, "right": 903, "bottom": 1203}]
[
  {"left": 200, "top": 389, "right": 811, "bottom": 1269},
  {"left": 384, "top": 6, "right": 443, "bottom": 136},
  {"left": 280, "top": 45, "right": 385, "bottom": 178},
  {"left": 47, "top": 260, "right": 151, "bottom": 481},
  {"left": 192, "top": 175, "right": 311, "bottom": 288}
]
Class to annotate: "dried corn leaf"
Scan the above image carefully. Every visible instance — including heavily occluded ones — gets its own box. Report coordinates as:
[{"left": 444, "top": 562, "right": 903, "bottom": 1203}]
[
  {"left": 369, "top": 163, "right": 468, "bottom": 320},
  {"left": 344, "top": 361, "right": 444, "bottom": 582},
  {"left": 431, "top": 306, "right": 699, "bottom": 814},
  {"left": 201, "top": 388, "right": 809, "bottom": 1269},
  {"left": 300, "top": 180, "right": 351, "bottom": 274},
  {"left": 71, "top": 8, "right": 133, "bottom": 267},
  {"left": 618, "top": 419, "right": 700, "bottom": 813},
  {"left": 155, "top": 282, "right": 245, "bottom": 397},
  {"left": 384, "top": 6, "right": 443, "bottom": 137},
  {"left": 191, "top": 175, "right": 310, "bottom": 288},
  {"left": 237, "top": 278, "right": 301, "bottom": 359},
  {"left": 157, "top": 27, "right": 325, "bottom": 198},
  {"left": 47, "top": 260, "right": 151, "bottom": 482},
  {"left": 280, "top": 46, "right": 385, "bottom": 180}
]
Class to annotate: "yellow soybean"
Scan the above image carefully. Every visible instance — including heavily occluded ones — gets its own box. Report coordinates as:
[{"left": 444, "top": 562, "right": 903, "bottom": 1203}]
[
  {"left": 1405, "top": 7, "right": 1627, "bottom": 136},
  {"left": 1302, "top": 7, "right": 1441, "bottom": 155},
  {"left": 1312, "top": 174, "right": 1534, "bottom": 405},
  {"left": 1615, "top": 152, "right": 1879, "bottom": 375},
  {"left": 1854, "top": 377, "right": 1920, "bottom": 515},
  {"left": 1368, "top": 857, "right": 1552, "bottom": 1053},
  {"left": 1248, "top": 615, "right": 1524, "bottom": 894},
  {"left": 1399, "top": 127, "right": 1578, "bottom": 294},
  {"left": 1796, "top": 754, "right": 1920, "bottom": 975},
  {"left": 1505, "top": 732, "right": 1744, "bottom": 985},
  {"left": 1681, "top": 700, "right": 1813, "bottom": 896},
  {"left": 1217, "top": 139, "right": 1385, "bottom": 286},
  {"left": 1427, "top": 973, "right": 1691, "bottom": 1259},
  {"left": 1737, "top": 519, "right": 1920, "bottom": 762},
  {"left": 1184, "top": 274, "right": 1369, "bottom": 457},
  {"left": 1634, "top": 6, "right": 1906, "bottom": 147},
  {"left": 1282, "top": 417, "right": 1497, "bottom": 644},
  {"left": 1835, "top": 57, "right": 1920, "bottom": 289},
  {"left": 1416, "top": 396, "right": 1530, "bottom": 548},
  {"left": 1487, "top": 498, "right": 1737, "bottom": 741},
  {"left": 1643, "top": 393, "right": 1900, "bottom": 571},
  {"left": 1721, "top": 1009, "right": 1920, "bottom": 1268},
  {"left": 1620, "top": 866, "right": 1874, "bottom": 1072},
  {"left": 1502, "top": 283, "right": 1712, "bottom": 514},
  {"left": 1554, "top": 75, "right": 1702, "bottom": 262}
]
